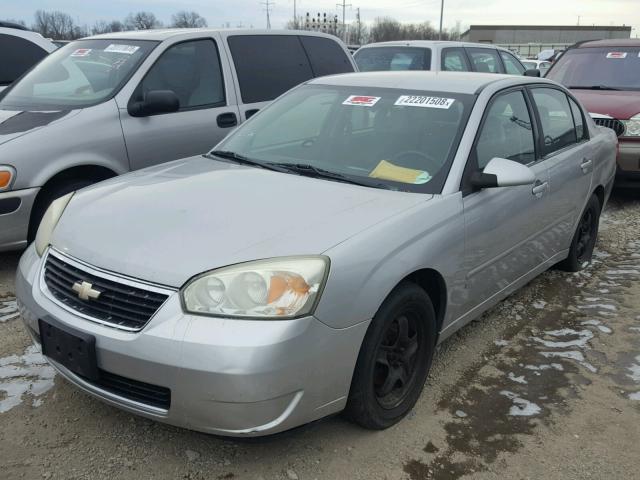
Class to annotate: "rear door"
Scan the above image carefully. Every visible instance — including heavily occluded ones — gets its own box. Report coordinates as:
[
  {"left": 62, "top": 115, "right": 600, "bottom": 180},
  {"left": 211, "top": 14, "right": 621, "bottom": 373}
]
[
  {"left": 462, "top": 88, "right": 550, "bottom": 312},
  {"left": 528, "top": 86, "right": 593, "bottom": 253},
  {"left": 441, "top": 47, "right": 472, "bottom": 72},
  {"left": 118, "top": 35, "right": 240, "bottom": 170},
  {"left": 226, "top": 35, "right": 314, "bottom": 122}
]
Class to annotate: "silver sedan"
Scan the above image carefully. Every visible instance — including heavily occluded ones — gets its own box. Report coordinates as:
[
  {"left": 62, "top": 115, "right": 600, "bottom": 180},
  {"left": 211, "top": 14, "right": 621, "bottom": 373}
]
[{"left": 16, "top": 71, "right": 617, "bottom": 436}]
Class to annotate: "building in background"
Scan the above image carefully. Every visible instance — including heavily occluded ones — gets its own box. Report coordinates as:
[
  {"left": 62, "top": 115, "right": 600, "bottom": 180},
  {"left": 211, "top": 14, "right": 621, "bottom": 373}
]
[{"left": 460, "top": 25, "right": 632, "bottom": 57}]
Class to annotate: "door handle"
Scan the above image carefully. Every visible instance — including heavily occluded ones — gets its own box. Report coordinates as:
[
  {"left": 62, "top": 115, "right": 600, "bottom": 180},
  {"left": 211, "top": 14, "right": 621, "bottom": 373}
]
[
  {"left": 580, "top": 158, "right": 593, "bottom": 174},
  {"left": 217, "top": 112, "right": 238, "bottom": 128},
  {"left": 532, "top": 180, "right": 548, "bottom": 197}
]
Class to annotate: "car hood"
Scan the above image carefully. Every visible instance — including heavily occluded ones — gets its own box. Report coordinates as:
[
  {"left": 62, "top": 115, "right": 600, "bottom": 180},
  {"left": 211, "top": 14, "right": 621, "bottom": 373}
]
[
  {"left": 571, "top": 90, "right": 640, "bottom": 120},
  {"left": 0, "top": 108, "right": 79, "bottom": 146},
  {"left": 51, "top": 156, "right": 430, "bottom": 287}
]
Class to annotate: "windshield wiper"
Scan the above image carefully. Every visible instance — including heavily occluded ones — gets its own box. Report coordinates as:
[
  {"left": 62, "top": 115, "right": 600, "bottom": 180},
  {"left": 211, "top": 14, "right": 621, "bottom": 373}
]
[
  {"left": 206, "top": 150, "right": 288, "bottom": 173},
  {"left": 568, "top": 85, "right": 621, "bottom": 91},
  {"left": 270, "top": 162, "right": 391, "bottom": 189}
]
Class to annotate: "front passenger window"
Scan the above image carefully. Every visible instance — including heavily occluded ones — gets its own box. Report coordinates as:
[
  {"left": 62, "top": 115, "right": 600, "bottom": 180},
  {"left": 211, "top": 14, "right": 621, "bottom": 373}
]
[
  {"left": 475, "top": 91, "right": 535, "bottom": 168},
  {"left": 135, "top": 39, "right": 225, "bottom": 110},
  {"left": 531, "top": 88, "right": 576, "bottom": 155}
]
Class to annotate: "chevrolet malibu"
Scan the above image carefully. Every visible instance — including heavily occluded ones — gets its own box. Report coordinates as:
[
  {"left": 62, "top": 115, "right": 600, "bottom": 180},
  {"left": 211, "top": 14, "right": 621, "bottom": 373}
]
[{"left": 16, "top": 72, "right": 616, "bottom": 436}]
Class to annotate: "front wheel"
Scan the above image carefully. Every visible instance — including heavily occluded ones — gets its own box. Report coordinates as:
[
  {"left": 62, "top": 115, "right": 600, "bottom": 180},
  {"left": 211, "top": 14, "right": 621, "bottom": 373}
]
[
  {"left": 345, "top": 282, "right": 437, "bottom": 430},
  {"left": 557, "top": 194, "right": 601, "bottom": 272}
]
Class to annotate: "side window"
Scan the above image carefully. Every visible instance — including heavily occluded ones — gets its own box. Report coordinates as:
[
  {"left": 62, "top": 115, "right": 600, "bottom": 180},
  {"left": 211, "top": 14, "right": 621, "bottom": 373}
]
[
  {"left": 0, "top": 34, "right": 48, "bottom": 85},
  {"left": 475, "top": 91, "right": 535, "bottom": 169},
  {"left": 568, "top": 97, "right": 587, "bottom": 141},
  {"left": 228, "top": 35, "right": 314, "bottom": 104},
  {"left": 136, "top": 39, "right": 225, "bottom": 110},
  {"left": 441, "top": 48, "right": 470, "bottom": 71},
  {"left": 531, "top": 88, "right": 577, "bottom": 155},
  {"left": 299, "top": 36, "right": 353, "bottom": 76},
  {"left": 466, "top": 48, "right": 502, "bottom": 73},
  {"left": 500, "top": 51, "right": 526, "bottom": 75}
]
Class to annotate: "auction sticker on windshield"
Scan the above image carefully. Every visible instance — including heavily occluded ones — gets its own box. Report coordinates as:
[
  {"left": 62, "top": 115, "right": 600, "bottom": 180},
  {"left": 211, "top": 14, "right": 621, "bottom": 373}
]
[
  {"left": 343, "top": 95, "right": 381, "bottom": 107},
  {"left": 606, "top": 52, "right": 627, "bottom": 59},
  {"left": 104, "top": 44, "right": 140, "bottom": 55},
  {"left": 395, "top": 95, "right": 455, "bottom": 109},
  {"left": 70, "top": 49, "right": 91, "bottom": 57}
]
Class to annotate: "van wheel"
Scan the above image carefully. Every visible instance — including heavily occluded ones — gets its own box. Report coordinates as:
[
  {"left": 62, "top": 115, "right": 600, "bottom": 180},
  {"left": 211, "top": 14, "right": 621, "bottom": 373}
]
[
  {"left": 27, "top": 179, "right": 94, "bottom": 243},
  {"left": 346, "top": 282, "right": 437, "bottom": 430},
  {"left": 557, "top": 194, "right": 601, "bottom": 272}
]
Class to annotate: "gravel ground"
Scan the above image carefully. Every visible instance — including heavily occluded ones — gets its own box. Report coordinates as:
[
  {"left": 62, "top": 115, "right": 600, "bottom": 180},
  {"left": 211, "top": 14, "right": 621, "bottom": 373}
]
[{"left": 0, "top": 190, "right": 639, "bottom": 480}]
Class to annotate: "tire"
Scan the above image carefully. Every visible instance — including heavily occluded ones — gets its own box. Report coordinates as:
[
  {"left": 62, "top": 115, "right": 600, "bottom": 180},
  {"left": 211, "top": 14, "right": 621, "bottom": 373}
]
[
  {"left": 557, "top": 194, "right": 601, "bottom": 272},
  {"left": 27, "top": 179, "right": 95, "bottom": 243},
  {"left": 345, "top": 282, "right": 437, "bottom": 430}
]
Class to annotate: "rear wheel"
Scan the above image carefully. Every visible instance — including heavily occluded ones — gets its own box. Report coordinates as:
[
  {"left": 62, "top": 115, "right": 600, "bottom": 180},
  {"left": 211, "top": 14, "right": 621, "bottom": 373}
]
[
  {"left": 346, "top": 282, "right": 437, "bottom": 430},
  {"left": 558, "top": 194, "right": 601, "bottom": 272}
]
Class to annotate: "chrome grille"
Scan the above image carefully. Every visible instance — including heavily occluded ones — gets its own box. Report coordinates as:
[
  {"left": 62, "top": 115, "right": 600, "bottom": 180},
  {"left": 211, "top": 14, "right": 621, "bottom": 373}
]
[
  {"left": 43, "top": 250, "right": 172, "bottom": 331},
  {"left": 592, "top": 117, "right": 625, "bottom": 137}
]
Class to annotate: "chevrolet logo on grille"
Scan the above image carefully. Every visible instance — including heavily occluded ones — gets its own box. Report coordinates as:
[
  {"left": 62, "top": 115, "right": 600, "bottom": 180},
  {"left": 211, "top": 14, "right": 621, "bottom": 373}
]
[{"left": 72, "top": 281, "right": 101, "bottom": 301}]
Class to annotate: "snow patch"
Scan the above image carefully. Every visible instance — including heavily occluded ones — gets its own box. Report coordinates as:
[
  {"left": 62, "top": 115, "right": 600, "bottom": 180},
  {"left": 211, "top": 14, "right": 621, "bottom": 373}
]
[
  {"left": 532, "top": 300, "right": 547, "bottom": 310},
  {"left": 629, "top": 392, "right": 640, "bottom": 401},
  {"left": 627, "top": 356, "right": 640, "bottom": 383},
  {"left": 524, "top": 363, "right": 564, "bottom": 372},
  {"left": 455, "top": 410, "right": 467, "bottom": 418},
  {"left": 494, "top": 339, "right": 509, "bottom": 347},
  {"left": 540, "top": 350, "right": 597, "bottom": 373},
  {"left": 508, "top": 372, "right": 527, "bottom": 384},
  {"left": 0, "top": 345, "right": 56, "bottom": 413},
  {"left": 500, "top": 391, "right": 541, "bottom": 416},
  {"left": 530, "top": 329, "right": 593, "bottom": 349},
  {"left": 0, "top": 299, "right": 19, "bottom": 323}
]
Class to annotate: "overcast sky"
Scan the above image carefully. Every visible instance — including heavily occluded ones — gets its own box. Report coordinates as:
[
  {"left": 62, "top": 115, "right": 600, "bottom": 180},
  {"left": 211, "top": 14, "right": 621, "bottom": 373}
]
[{"left": 3, "top": 0, "right": 639, "bottom": 34}]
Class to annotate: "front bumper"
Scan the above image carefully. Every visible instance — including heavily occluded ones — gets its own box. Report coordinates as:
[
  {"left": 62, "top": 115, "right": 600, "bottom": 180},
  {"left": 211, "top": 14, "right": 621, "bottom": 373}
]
[
  {"left": 0, "top": 187, "right": 39, "bottom": 252},
  {"left": 15, "top": 245, "right": 369, "bottom": 436},
  {"left": 615, "top": 140, "right": 640, "bottom": 187}
]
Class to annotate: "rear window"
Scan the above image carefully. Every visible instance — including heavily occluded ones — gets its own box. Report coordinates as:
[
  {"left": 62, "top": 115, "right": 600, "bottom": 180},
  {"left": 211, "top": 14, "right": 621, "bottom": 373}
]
[
  {"left": 228, "top": 35, "right": 314, "bottom": 104},
  {"left": 299, "top": 36, "right": 353, "bottom": 76},
  {"left": 354, "top": 47, "right": 431, "bottom": 72},
  {"left": 547, "top": 47, "right": 640, "bottom": 90},
  {"left": 0, "top": 34, "right": 48, "bottom": 85}
]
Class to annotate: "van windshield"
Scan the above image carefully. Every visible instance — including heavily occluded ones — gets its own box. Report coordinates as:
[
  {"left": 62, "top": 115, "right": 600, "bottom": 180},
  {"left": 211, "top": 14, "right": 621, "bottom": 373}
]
[
  {"left": 547, "top": 47, "right": 640, "bottom": 91},
  {"left": 0, "top": 39, "right": 157, "bottom": 110}
]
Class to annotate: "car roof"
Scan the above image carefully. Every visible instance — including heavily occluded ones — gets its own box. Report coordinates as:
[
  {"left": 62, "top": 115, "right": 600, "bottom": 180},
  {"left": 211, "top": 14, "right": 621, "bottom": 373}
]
[
  {"left": 308, "top": 71, "right": 557, "bottom": 95},
  {"left": 357, "top": 40, "right": 511, "bottom": 51},
  {"left": 86, "top": 28, "right": 341, "bottom": 42},
  {"left": 577, "top": 38, "right": 640, "bottom": 48},
  {"left": 0, "top": 27, "right": 58, "bottom": 52}
]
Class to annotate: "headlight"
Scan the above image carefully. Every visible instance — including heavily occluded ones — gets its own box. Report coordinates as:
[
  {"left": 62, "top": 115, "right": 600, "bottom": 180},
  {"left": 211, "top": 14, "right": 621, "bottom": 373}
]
[
  {"left": 34, "top": 192, "right": 74, "bottom": 257},
  {"left": 622, "top": 113, "right": 640, "bottom": 137},
  {"left": 0, "top": 165, "right": 16, "bottom": 192},
  {"left": 182, "top": 256, "right": 329, "bottom": 319}
]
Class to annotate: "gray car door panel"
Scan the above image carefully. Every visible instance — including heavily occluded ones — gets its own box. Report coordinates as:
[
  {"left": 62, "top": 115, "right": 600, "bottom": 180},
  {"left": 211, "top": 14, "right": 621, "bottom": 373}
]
[{"left": 118, "top": 35, "right": 241, "bottom": 170}]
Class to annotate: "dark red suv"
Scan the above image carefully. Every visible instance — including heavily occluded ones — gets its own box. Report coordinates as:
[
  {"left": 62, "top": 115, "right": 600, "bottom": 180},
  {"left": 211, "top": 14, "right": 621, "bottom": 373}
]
[{"left": 546, "top": 39, "right": 640, "bottom": 187}]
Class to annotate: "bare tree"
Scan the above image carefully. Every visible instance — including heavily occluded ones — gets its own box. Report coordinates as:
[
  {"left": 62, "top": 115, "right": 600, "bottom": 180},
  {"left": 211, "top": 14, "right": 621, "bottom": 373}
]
[
  {"left": 32, "top": 10, "right": 86, "bottom": 40},
  {"left": 369, "top": 17, "right": 456, "bottom": 43},
  {"left": 123, "top": 11, "right": 162, "bottom": 30},
  {"left": 170, "top": 11, "right": 208, "bottom": 28},
  {"left": 91, "top": 20, "right": 124, "bottom": 35}
]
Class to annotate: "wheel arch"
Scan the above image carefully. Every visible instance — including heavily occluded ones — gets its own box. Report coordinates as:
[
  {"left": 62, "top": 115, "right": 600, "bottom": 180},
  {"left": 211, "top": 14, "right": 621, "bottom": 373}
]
[
  {"left": 593, "top": 184, "right": 605, "bottom": 209},
  {"left": 402, "top": 268, "right": 447, "bottom": 336}
]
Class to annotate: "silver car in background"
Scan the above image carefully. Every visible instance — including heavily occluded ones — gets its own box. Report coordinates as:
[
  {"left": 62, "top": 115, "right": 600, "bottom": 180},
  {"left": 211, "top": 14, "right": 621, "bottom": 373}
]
[{"left": 16, "top": 72, "right": 616, "bottom": 436}]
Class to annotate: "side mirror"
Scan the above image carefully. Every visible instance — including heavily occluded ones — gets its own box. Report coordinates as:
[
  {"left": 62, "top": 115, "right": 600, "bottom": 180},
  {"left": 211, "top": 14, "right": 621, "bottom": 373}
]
[
  {"left": 128, "top": 90, "right": 180, "bottom": 117},
  {"left": 471, "top": 157, "right": 536, "bottom": 189},
  {"left": 524, "top": 69, "right": 541, "bottom": 77}
]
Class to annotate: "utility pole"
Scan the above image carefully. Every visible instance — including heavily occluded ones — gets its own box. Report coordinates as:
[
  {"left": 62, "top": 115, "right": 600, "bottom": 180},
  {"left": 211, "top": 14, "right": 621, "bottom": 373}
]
[
  {"left": 293, "top": 0, "right": 297, "bottom": 29},
  {"left": 262, "top": 0, "right": 273, "bottom": 29},
  {"left": 336, "top": 0, "right": 352, "bottom": 43},
  {"left": 356, "top": 7, "right": 361, "bottom": 46},
  {"left": 438, "top": 0, "right": 444, "bottom": 40}
]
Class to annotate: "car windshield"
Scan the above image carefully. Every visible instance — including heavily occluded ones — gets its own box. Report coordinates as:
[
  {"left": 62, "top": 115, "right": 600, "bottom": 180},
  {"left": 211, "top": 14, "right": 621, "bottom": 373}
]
[
  {"left": 546, "top": 47, "right": 640, "bottom": 90},
  {"left": 0, "top": 39, "right": 157, "bottom": 110},
  {"left": 355, "top": 47, "right": 431, "bottom": 72},
  {"left": 522, "top": 61, "right": 536, "bottom": 69},
  {"left": 214, "top": 84, "right": 473, "bottom": 193}
]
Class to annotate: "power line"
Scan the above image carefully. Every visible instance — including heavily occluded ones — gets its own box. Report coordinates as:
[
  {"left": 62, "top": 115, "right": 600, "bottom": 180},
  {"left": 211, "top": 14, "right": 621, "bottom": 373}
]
[{"left": 262, "top": 0, "right": 274, "bottom": 29}]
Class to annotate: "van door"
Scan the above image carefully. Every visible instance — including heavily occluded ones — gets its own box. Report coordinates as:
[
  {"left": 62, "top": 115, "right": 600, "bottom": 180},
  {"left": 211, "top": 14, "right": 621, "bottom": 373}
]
[
  {"left": 226, "top": 34, "right": 317, "bottom": 122},
  {"left": 118, "top": 36, "right": 240, "bottom": 170}
]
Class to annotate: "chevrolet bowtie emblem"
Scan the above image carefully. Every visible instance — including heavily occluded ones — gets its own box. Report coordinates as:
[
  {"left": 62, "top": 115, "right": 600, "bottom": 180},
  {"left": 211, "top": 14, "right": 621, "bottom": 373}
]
[{"left": 72, "top": 281, "right": 101, "bottom": 301}]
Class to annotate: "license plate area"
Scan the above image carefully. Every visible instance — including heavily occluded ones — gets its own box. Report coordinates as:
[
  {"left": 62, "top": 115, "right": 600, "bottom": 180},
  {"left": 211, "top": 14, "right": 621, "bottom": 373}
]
[{"left": 39, "top": 319, "right": 99, "bottom": 381}]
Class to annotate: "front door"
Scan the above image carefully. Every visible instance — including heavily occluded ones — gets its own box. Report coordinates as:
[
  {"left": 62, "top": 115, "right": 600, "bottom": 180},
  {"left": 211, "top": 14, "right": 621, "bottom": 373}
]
[
  {"left": 119, "top": 36, "right": 240, "bottom": 170},
  {"left": 461, "top": 89, "right": 550, "bottom": 313}
]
